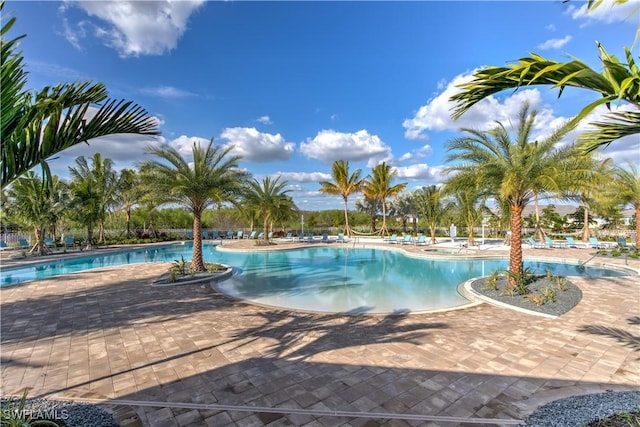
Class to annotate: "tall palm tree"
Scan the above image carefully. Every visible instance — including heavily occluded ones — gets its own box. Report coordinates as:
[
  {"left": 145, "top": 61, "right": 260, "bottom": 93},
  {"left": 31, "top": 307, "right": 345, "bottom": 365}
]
[
  {"left": 1, "top": 2, "right": 159, "bottom": 189},
  {"left": 319, "top": 160, "right": 365, "bottom": 237},
  {"left": 68, "top": 177, "right": 101, "bottom": 249},
  {"left": 611, "top": 163, "right": 640, "bottom": 248},
  {"left": 68, "top": 153, "right": 118, "bottom": 244},
  {"left": 414, "top": 185, "right": 451, "bottom": 244},
  {"left": 446, "top": 103, "right": 576, "bottom": 290},
  {"left": 116, "top": 168, "right": 145, "bottom": 239},
  {"left": 450, "top": 42, "right": 639, "bottom": 153},
  {"left": 140, "top": 139, "right": 243, "bottom": 271},
  {"left": 5, "top": 172, "right": 65, "bottom": 254},
  {"left": 364, "top": 162, "right": 407, "bottom": 236},
  {"left": 243, "top": 176, "right": 293, "bottom": 243}
]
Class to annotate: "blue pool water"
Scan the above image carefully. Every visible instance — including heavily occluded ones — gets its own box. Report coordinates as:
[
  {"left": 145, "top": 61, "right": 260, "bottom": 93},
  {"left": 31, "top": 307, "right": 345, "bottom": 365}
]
[{"left": 0, "top": 243, "right": 630, "bottom": 314}]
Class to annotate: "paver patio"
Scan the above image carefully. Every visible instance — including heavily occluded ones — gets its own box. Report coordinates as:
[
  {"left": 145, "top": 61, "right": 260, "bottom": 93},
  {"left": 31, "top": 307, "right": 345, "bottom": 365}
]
[{"left": 1, "top": 241, "right": 639, "bottom": 426}]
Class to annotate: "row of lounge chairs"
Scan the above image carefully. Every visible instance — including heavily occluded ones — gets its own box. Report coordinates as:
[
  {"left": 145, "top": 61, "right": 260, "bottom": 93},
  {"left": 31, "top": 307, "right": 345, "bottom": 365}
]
[
  {"left": 527, "top": 236, "right": 635, "bottom": 250},
  {"left": 386, "top": 234, "right": 428, "bottom": 245},
  {"left": 0, "top": 236, "right": 79, "bottom": 252}
]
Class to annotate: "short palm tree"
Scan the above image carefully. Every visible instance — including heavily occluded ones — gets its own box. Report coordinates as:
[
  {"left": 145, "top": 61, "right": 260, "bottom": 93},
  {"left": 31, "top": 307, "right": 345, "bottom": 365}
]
[
  {"left": 414, "top": 185, "right": 451, "bottom": 244},
  {"left": 319, "top": 160, "right": 365, "bottom": 237},
  {"left": 1, "top": 2, "right": 159, "bottom": 189},
  {"left": 450, "top": 42, "right": 639, "bottom": 153},
  {"left": 68, "top": 153, "right": 118, "bottom": 245},
  {"left": 6, "top": 172, "right": 64, "bottom": 254},
  {"left": 243, "top": 176, "right": 292, "bottom": 243},
  {"left": 364, "top": 162, "right": 407, "bottom": 236},
  {"left": 116, "top": 168, "right": 145, "bottom": 239},
  {"left": 446, "top": 183, "right": 487, "bottom": 246},
  {"left": 140, "top": 140, "right": 243, "bottom": 271},
  {"left": 446, "top": 103, "right": 576, "bottom": 290},
  {"left": 611, "top": 163, "right": 640, "bottom": 248}
]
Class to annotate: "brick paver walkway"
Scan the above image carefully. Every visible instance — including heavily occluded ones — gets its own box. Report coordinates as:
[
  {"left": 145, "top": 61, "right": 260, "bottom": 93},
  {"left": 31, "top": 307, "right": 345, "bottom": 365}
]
[{"left": 1, "top": 241, "right": 639, "bottom": 426}]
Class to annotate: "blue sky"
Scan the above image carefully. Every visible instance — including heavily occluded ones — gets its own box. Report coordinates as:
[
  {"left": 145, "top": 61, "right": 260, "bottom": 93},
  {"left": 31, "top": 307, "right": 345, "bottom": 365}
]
[{"left": 7, "top": 0, "right": 639, "bottom": 210}]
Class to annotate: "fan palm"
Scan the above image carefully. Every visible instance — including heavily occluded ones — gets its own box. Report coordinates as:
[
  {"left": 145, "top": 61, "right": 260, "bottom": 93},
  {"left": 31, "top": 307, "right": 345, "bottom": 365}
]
[
  {"left": 243, "top": 176, "right": 293, "bottom": 243},
  {"left": 446, "top": 103, "right": 576, "bottom": 289},
  {"left": 140, "top": 140, "right": 243, "bottom": 271},
  {"left": 1, "top": 2, "right": 159, "bottom": 189},
  {"left": 364, "top": 162, "right": 407, "bottom": 236},
  {"left": 450, "top": 42, "right": 640, "bottom": 153},
  {"left": 319, "top": 160, "right": 365, "bottom": 237}
]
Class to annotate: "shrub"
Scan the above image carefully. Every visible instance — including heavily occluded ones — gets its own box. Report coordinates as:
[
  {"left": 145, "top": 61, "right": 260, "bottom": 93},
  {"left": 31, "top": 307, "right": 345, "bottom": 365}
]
[{"left": 484, "top": 270, "right": 501, "bottom": 291}]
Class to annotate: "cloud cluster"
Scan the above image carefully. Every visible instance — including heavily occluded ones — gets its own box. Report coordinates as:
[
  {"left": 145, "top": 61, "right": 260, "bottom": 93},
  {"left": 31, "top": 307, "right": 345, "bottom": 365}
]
[
  {"left": 274, "top": 171, "right": 332, "bottom": 183},
  {"left": 568, "top": 0, "right": 638, "bottom": 24},
  {"left": 256, "top": 116, "right": 273, "bottom": 125},
  {"left": 62, "top": 0, "right": 204, "bottom": 57},
  {"left": 220, "top": 127, "right": 295, "bottom": 162},
  {"left": 402, "top": 71, "right": 560, "bottom": 140},
  {"left": 300, "top": 129, "right": 392, "bottom": 167},
  {"left": 393, "top": 164, "right": 446, "bottom": 183},
  {"left": 398, "top": 144, "right": 432, "bottom": 163},
  {"left": 139, "top": 86, "right": 198, "bottom": 99}
]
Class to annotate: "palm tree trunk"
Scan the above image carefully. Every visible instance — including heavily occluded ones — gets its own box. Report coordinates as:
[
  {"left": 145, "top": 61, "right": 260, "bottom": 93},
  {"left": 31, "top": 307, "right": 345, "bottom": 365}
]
[
  {"left": 191, "top": 211, "right": 205, "bottom": 271},
  {"left": 343, "top": 196, "right": 351, "bottom": 237},
  {"left": 379, "top": 199, "right": 388, "bottom": 235},
  {"left": 508, "top": 204, "right": 524, "bottom": 291},
  {"left": 263, "top": 216, "right": 269, "bottom": 243},
  {"left": 429, "top": 225, "right": 436, "bottom": 244},
  {"left": 125, "top": 208, "right": 132, "bottom": 238},
  {"left": 581, "top": 205, "right": 590, "bottom": 242},
  {"left": 98, "top": 219, "right": 105, "bottom": 244}
]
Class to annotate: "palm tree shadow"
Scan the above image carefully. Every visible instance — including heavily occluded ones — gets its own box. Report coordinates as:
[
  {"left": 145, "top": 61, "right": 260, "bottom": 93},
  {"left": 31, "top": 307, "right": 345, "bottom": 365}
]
[
  {"left": 578, "top": 317, "right": 640, "bottom": 352},
  {"left": 226, "top": 310, "right": 447, "bottom": 360}
]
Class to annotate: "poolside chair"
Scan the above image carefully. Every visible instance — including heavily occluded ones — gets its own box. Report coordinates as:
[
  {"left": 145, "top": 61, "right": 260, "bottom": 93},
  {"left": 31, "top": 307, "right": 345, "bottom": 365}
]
[
  {"left": 202, "top": 231, "right": 209, "bottom": 240},
  {"left": 387, "top": 234, "right": 398, "bottom": 244},
  {"left": 337, "top": 233, "right": 346, "bottom": 243},
  {"left": 321, "top": 233, "right": 329, "bottom": 243},
  {"left": 565, "top": 237, "right": 588, "bottom": 248},
  {"left": 526, "top": 236, "right": 546, "bottom": 249},
  {"left": 44, "top": 237, "right": 56, "bottom": 249},
  {"left": 64, "top": 236, "right": 76, "bottom": 249},
  {"left": 226, "top": 230, "right": 234, "bottom": 239},
  {"left": 211, "top": 230, "right": 220, "bottom": 240},
  {"left": 0, "top": 241, "right": 12, "bottom": 251},
  {"left": 16, "top": 238, "right": 30, "bottom": 250},
  {"left": 257, "top": 232, "right": 264, "bottom": 240},
  {"left": 234, "top": 230, "right": 243, "bottom": 239},
  {"left": 414, "top": 235, "right": 427, "bottom": 246},
  {"left": 544, "top": 236, "right": 565, "bottom": 248},
  {"left": 284, "top": 232, "right": 293, "bottom": 241},
  {"left": 401, "top": 234, "right": 413, "bottom": 245},
  {"left": 589, "top": 237, "right": 613, "bottom": 249},
  {"left": 247, "top": 230, "right": 257, "bottom": 239},
  {"left": 268, "top": 231, "right": 273, "bottom": 240},
  {"left": 616, "top": 237, "right": 634, "bottom": 251},
  {"left": 305, "top": 232, "right": 314, "bottom": 243}
]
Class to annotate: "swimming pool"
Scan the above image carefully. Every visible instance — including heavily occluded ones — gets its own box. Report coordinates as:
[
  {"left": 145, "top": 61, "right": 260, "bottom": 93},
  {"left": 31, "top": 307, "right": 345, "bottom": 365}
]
[{"left": 0, "top": 243, "right": 631, "bottom": 314}]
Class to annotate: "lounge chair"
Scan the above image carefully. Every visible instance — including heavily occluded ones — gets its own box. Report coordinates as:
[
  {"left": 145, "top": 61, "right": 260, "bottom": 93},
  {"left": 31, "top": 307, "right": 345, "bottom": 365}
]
[
  {"left": 211, "top": 230, "right": 220, "bottom": 240},
  {"left": 387, "top": 234, "right": 398, "bottom": 244},
  {"left": 526, "top": 236, "right": 546, "bottom": 249},
  {"left": 589, "top": 237, "right": 614, "bottom": 249},
  {"left": 202, "top": 231, "right": 209, "bottom": 240},
  {"left": 234, "top": 230, "right": 243, "bottom": 239},
  {"left": 64, "top": 236, "right": 76, "bottom": 249},
  {"left": 44, "top": 237, "right": 56, "bottom": 249},
  {"left": 17, "top": 238, "right": 30, "bottom": 250},
  {"left": 257, "top": 232, "right": 264, "bottom": 239},
  {"left": 284, "top": 232, "right": 293, "bottom": 241},
  {"left": 226, "top": 230, "right": 234, "bottom": 239},
  {"left": 401, "top": 235, "right": 413, "bottom": 245},
  {"left": 0, "top": 241, "right": 13, "bottom": 251},
  {"left": 247, "top": 230, "right": 257, "bottom": 239},
  {"left": 414, "top": 235, "right": 427, "bottom": 246},
  {"left": 337, "top": 233, "right": 346, "bottom": 243},
  {"left": 267, "top": 231, "right": 273, "bottom": 240},
  {"left": 544, "top": 236, "right": 566, "bottom": 248},
  {"left": 305, "top": 232, "right": 314, "bottom": 243},
  {"left": 321, "top": 233, "right": 329, "bottom": 243},
  {"left": 615, "top": 237, "right": 635, "bottom": 251},
  {"left": 565, "top": 237, "right": 588, "bottom": 248}
]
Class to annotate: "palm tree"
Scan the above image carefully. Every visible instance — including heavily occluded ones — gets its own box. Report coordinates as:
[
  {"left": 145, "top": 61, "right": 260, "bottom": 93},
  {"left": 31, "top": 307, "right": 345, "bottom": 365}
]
[
  {"left": 1, "top": 2, "right": 159, "bottom": 189},
  {"left": 116, "top": 168, "right": 145, "bottom": 239},
  {"left": 611, "top": 163, "right": 640, "bottom": 248},
  {"left": 414, "top": 185, "right": 451, "bottom": 244},
  {"left": 140, "top": 139, "right": 243, "bottom": 271},
  {"left": 68, "top": 153, "right": 118, "bottom": 244},
  {"left": 447, "top": 184, "right": 487, "bottom": 246},
  {"left": 450, "top": 42, "right": 639, "bottom": 153},
  {"left": 364, "top": 162, "right": 407, "bottom": 236},
  {"left": 5, "top": 172, "right": 65, "bottom": 254},
  {"left": 68, "top": 177, "right": 101, "bottom": 249},
  {"left": 355, "top": 196, "right": 380, "bottom": 233},
  {"left": 243, "top": 176, "right": 293, "bottom": 243},
  {"left": 446, "top": 103, "right": 576, "bottom": 290},
  {"left": 319, "top": 160, "right": 365, "bottom": 237}
]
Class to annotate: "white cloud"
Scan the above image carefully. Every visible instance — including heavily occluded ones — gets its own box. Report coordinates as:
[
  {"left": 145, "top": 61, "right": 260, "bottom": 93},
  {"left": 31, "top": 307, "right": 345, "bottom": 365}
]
[
  {"left": 537, "top": 35, "right": 572, "bottom": 50},
  {"left": 300, "top": 129, "right": 393, "bottom": 167},
  {"left": 398, "top": 144, "right": 432, "bottom": 163},
  {"left": 139, "top": 86, "right": 197, "bottom": 99},
  {"left": 274, "top": 171, "right": 332, "bottom": 182},
  {"left": 256, "top": 115, "right": 273, "bottom": 125},
  {"left": 170, "top": 135, "right": 211, "bottom": 156},
  {"left": 545, "top": 23, "right": 556, "bottom": 32},
  {"left": 62, "top": 0, "right": 204, "bottom": 57},
  {"left": 393, "top": 164, "right": 447, "bottom": 183},
  {"left": 568, "top": 0, "right": 639, "bottom": 24},
  {"left": 220, "top": 127, "right": 295, "bottom": 162},
  {"left": 403, "top": 71, "right": 561, "bottom": 140}
]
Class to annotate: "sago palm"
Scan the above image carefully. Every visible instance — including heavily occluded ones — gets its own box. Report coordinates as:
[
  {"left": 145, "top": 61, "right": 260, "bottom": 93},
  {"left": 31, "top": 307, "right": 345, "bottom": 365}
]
[
  {"left": 450, "top": 42, "right": 640, "bottom": 153},
  {"left": 364, "top": 162, "right": 407, "bottom": 236},
  {"left": 446, "top": 103, "right": 576, "bottom": 290},
  {"left": 0, "top": 2, "right": 159, "bottom": 189},
  {"left": 140, "top": 140, "right": 242, "bottom": 271},
  {"left": 319, "top": 160, "right": 365, "bottom": 237}
]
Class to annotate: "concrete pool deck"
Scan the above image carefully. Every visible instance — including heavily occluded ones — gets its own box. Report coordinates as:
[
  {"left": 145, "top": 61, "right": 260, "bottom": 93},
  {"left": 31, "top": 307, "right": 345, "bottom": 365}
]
[{"left": 1, "top": 239, "right": 639, "bottom": 426}]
